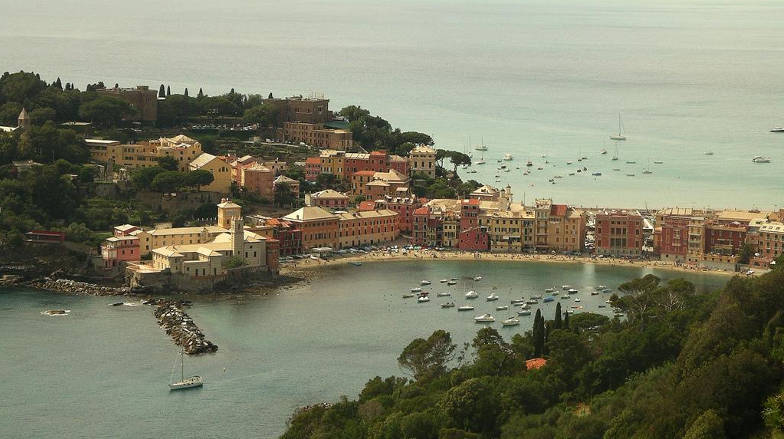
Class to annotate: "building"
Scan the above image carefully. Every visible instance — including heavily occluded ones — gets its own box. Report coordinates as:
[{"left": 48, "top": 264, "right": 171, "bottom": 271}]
[
  {"left": 282, "top": 206, "right": 341, "bottom": 250},
  {"left": 97, "top": 86, "right": 158, "bottom": 122},
  {"left": 85, "top": 134, "right": 203, "bottom": 172},
  {"left": 372, "top": 196, "right": 422, "bottom": 234},
  {"left": 482, "top": 208, "right": 535, "bottom": 253},
  {"left": 283, "top": 122, "right": 354, "bottom": 149},
  {"left": 533, "top": 199, "right": 585, "bottom": 253},
  {"left": 351, "top": 170, "right": 377, "bottom": 197},
  {"left": 305, "top": 190, "right": 349, "bottom": 209},
  {"left": 268, "top": 96, "right": 354, "bottom": 149},
  {"left": 189, "top": 153, "right": 232, "bottom": 193},
  {"left": 337, "top": 210, "right": 399, "bottom": 249},
  {"left": 655, "top": 208, "right": 707, "bottom": 262},
  {"left": 268, "top": 96, "right": 331, "bottom": 124},
  {"left": 749, "top": 219, "right": 784, "bottom": 268},
  {"left": 100, "top": 224, "right": 142, "bottom": 268},
  {"left": 240, "top": 163, "right": 274, "bottom": 200},
  {"left": 409, "top": 145, "right": 436, "bottom": 179},
  {"left": 595, "top": 210, "right": 644, "bottom": 257},
  {"left": 305, "top": 157, "right": 321, "bottom": 182},
  {"left": 273, "top": 175, "right": 300, "bottom": 198},
  {"left": 0, "top": 108, "right": 29, "bottom": 132}
]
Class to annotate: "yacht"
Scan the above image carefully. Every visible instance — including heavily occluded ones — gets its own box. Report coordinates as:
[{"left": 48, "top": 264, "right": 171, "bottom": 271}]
[
  {"left": 436, "top": 291, "right": 451, "bottom": 297},
  {"left": 590, "top": 291, "right": 600, "bottom": 295},
  {"left": 574, "top": 298, "right": 581, "bottom": 302},
  {"left": 526, "top": 299, "right": 539, "bottom": 305},
  {"left": 503, "top": 153, "right": 513, "bottom": 161},
  {"left": 420, "top": 280, "right": 431, "bottom": 285},
  {"left": 526, "top": 160, "right": 533, "bottom": 167},
  {"left": 653, "top": 161, "right": 664, "bottom": 164},
  {"left": 511, "top": 299, "right": 526, "bottom": 305},
  {"left": 417, "top": 295, "right": 430, "bottom": 303},
  {"left": 561, "top": 285, "right": 571, "bottom": 290},
  {"left": 486, "top": 293, "right": 499, "bottom": 301},
  {"left": 169, "top": 348, "right": 203, "bottom": 391},
  {"left": 441, "top": 302, "right": 455, "bottom": 308},
  {"left": 610, "top": 113, "right": 627, "bottom": 141},
  {"left": 496, "top": 305, "right": 509, "bottom": 311},
  {"left": 474, "top": 276, "right": 483, "bottom": 281},
  {"left": 439, "top": 279, "right": 448, "bottom": 283},
  {"left": 447, "top": 280, "right": 457, "bottom": 285},
  {"left": 474, "top": 313, "right": 495, "bottom": 323},
  {"left": 752, "top": 156, "right": 771, "bottom": 163},
  {"left": 411, "top": 287, "right": 422, "bottom": 293},
  {"left": 517, "top": 309, "right": 532, "bottom": 316},
  {"left": 465, "top": 290, "right": 479, "bottom": 299},
  {"left": 457, "top": 305, "right": 475, "bottom": 311},
  {"left": 771, "top": 127, "right": 784, "bottom": 133},
  {"left": 568, "top": 288, "right": 579, "bottom": 294},
  {"left": 626, "top": 173, "right": 636, "bottom": 177},
  {"left": 601, "top": 149, "right": 607, "bottom": 155},
  {"left": 519, "top": 303, "right": 531, "bottom": 310},
  {"left": 502, "top": 317, "right": 520, "bottom": 327},
  {"left": 592, "top": 172, "right": 602, "bottom": 176},
  {"left": 625, "top": 160, "right": 636, "bottom": 164},
  {"left": 402, "top": 293, "right": 415, "bottom": 298},
  {"left": 543, "top": 297, "right": 554, "bottom": 303},
  {"left": 544, "top": 288, "right": 555, "bottom": 293},
  {"left": 642, "top": 169, "right": 652, "bottom": 175}
]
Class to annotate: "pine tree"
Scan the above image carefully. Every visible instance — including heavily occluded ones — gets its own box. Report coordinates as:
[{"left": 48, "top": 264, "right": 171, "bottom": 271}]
[
  {"left": 230, "top": 88, "right": 235, "bottom": 94},
  {"left": 114, "top": 83, "right": 119, "bottom": 89},
  {"left": 197, "top": 88, "right": 204, "bottom": 99},
  {"left": 158, "top": 84, "right": 165, "bottom": 98},
  {"left": 184, "top": 88, "right": 189, "bottom": 97},
  {"left": 268, "top": 92, "right": 273, "bottom": 99},
  {"left": 166, "top": 85, "right": 171, "bottom": 96},
  {"left": 554, "top": 303, "right": 562, "bottom": 329},
  {"left": 563, "top": 311, "right": 570, "bottom": 330},
  {"left": 54, "top": 77, "right": 62, "bottom": 90}
]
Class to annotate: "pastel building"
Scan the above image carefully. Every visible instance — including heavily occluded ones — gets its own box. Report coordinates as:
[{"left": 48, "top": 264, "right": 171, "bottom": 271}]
[
  {"left": 189, "top": 153, "right": 232, "bottom": 193},
  {"left": 595, "top": 209, "right": 644, "bottom": 257},
  {"left": 305, "top": 189, "right": 349, "bottom": 209},
  {"left": 409, "top": 145, "right": 436, "bottom": 179}
]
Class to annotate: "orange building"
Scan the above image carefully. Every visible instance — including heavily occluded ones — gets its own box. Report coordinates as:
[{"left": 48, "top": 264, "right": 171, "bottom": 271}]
[
  {"left": 282, "top": 207, "right": 340, "bottom": 250},
  {"left": 337, "top": 210, "right": 399, "bottom": 249}
]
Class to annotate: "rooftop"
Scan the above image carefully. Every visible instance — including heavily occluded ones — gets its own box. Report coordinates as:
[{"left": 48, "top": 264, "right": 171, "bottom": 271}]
[{"left": 283, "top": 206, "right": 338, "bottom": 222}]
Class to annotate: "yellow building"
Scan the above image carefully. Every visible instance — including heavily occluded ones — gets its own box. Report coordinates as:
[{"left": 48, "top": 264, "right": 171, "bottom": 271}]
[
  {"left": 85, "top": 135, "right": 203, "bottom": 172},
  {"left": 534, "top": 199, "right": 585, "bottom": 253},
  {"left": 189, "top": 153, "right": 232, "bottom": 193},
  {"left": 136, "top": 225, "right": 228, "bottom": 256},
  {"left": 319, "top": 150, "right": 346, "bottom": 179},
  {"left": 409, "top": 145, "right": 436, "bottom": 179},
  {"left": 336, "top": 209, "right": 399, "bottom": 249},
  {"left": 481, "top": 208, "right": 535, "bottom": 252}
]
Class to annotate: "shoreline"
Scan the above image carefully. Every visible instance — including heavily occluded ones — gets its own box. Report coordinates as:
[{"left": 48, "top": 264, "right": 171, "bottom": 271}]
[{"left": 281, "top": 250, "right": 743, "bottom": 279}]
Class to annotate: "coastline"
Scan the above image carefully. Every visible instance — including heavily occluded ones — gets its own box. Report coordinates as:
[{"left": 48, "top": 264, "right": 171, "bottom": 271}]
[{"left": 281, "top": 250, "right": 743, "bottom": 279}]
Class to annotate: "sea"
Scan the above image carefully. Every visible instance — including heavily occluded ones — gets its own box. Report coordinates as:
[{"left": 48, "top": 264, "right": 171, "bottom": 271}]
[
  {"left": 0, "top": 260, "right": 728, "bottom": 437},
  {"left": 1, "top": 0, "right": 783, "bottom": 209}
]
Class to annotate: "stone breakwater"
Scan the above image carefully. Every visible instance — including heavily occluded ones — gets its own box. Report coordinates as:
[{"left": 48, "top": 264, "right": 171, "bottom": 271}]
[
  {"left": 25, "top": 278, "right": 130, "bottom": 295},
  {"left": 154, "top": 300, "right": 218, "bottom": 355}
]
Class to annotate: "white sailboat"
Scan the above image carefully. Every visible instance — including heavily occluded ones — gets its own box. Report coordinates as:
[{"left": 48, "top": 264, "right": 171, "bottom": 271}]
[
  {"left": 611, "top": 143, "right": 619, "bottom": 161},
  {"left": 476, "top": 152, "right": 486, "bottom": 165},
  {"left": 169, "top": 348, "right": 203, "bottom": 390},
  {"left": 475, "top": 137, "right": 488, "bottom": 151},
  {"left": 610, "top": 113, "right": 626, "bottom": 141}
]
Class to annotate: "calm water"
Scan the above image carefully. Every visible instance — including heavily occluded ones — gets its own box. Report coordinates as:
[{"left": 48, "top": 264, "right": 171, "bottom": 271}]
[
  {"left": 0, "top": 260, "right": 728, "bottom": 437},
  {"left": 2, "top": 0, "right": 783, "bottom": 208}
]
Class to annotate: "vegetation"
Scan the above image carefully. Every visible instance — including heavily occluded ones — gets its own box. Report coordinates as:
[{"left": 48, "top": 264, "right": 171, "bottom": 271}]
[
  {"left": 283, "top": 267, "right": 784, "bottom": 438},
  {"left": 339, "top": 105, "right": 434, "bottom": 155}
]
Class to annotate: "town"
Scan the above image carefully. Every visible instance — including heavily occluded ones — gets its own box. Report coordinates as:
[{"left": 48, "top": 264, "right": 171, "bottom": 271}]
[{"left": 0, "top": 79, "right": 780, "bottom": 293}]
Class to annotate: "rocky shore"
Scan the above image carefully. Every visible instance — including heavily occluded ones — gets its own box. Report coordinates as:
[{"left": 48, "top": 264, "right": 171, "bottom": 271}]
[
  {"left": 153, "top": 300, "right": 218, "bottom": 355},
  {"left": 23, "top": 278, "right": 131, "bottom": 296}
]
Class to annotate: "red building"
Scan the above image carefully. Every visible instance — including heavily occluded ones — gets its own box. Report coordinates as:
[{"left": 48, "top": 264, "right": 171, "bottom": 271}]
[
  {"left": 658, "top": 216, "right": 691, "bottom": 262},
  {"left": 458, "top": 226, "right": 489, "bottom": 251},
  {"left": 595, "top": 210, "right": 644, "bottom": 257},
  {"left": 24, "top": 230, "right": 65, "bottom": 244},
  {"left": 374, "top": 196, "right": 422, "bottom": 234},
  {"left": 704, "top": 221, "right": 747, "bottom": 257},
  {"left": 412, "top": 206, "right": 430, "bottom": 245},
  {"left": 305, "top": 157, "right": 321, "bottom": 182}
]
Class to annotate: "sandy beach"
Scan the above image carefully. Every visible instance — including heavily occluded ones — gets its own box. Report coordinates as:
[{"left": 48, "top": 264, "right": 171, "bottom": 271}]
[{"left": 281, "top": 249, "right": 747, "bottom": 279}]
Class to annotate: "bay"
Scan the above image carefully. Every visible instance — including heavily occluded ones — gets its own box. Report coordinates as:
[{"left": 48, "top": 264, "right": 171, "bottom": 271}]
[{"left": 0, "top": 260, "right": 728, "bottom": 437}]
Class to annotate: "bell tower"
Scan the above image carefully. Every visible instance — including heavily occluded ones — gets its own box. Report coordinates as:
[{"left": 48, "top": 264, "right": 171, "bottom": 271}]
[{"left": 217, "top": 198, "right": 242, "bottom": 230}]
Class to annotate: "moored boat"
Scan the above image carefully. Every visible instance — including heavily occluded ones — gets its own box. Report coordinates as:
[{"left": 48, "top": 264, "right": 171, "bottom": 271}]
[
  {"left": 502, "top": 317, "right": 520, "bottom": 326},
  {"left": 457, "top": 305, "right": 475, "bottom": 311},
  {"left": 517, "top": 309, "right": 532, "bottom": 316},
  {"left": 486, "top": 293, "right": 499, "bottom": 301},
  {"left": 465, "top": 290, "right": 479, "bottom": 299},
  {"left": 496, "top": 305, "right": 509, "bottom": 311},
  {"left": 441, "top": 302, "right": 455, "bottom": 308},
  {"left": 474, "top": 313, "right": 495, "bottom": 323}
]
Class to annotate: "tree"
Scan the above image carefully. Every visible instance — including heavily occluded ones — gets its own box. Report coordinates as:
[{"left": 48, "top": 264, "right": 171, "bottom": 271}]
[
  {"left": 439, "top": 378, "right": 498, "bottom": 435},
  {"left": 242, "top": 102, "right": 282, "bottom": 127},
  {"left": 183, "top": 169, "right": 214, "bottom": 191},
  {"left": 563, "top": 311, "right": 570, "bottom": 329},
  {"left": 150, "top": 171, "right": 184, "bottom": 193},
  {"left": 737, "top": 243, "right": 754, "bottom": 264},
  {"left": 157, "top": 156, "right": 179, "bottom": 171},
  {"left": 554, "top": 302, "right": 562, "bottom": 329},
  {"left": 54, "top": 77, "right": 62, "bottom": 90},
  {"left": 532, "top": 309, "right": 545, "bottom": 357},
  {"left": 274, "top": 182, "right": 295, "bottom": 207},
  {"left": 158, "top": 84, "right": 165, "bottom": 98},
  {"left": 184, "top": 88, "right": 189, "bottom": 97},
  {"left": 130, "top": 166, "right": 165, "bottom": 191},
  {"left": 166, "top": 85, "right": 170, "bottom": 96},
  {"left": 78, "top": 96, "right": 135, "bottom": 128},
  {"left": 197, "top": 88, "right": 204, "bottom": 99},
  {"left": 684, "top": 409, "right": 725, "bottom": 439},
  {"left": 29, "top": 107, "right": 57, "bottom": 125},
  {"left": 397, "top": 329, "right": 456, "bottom": 381}
]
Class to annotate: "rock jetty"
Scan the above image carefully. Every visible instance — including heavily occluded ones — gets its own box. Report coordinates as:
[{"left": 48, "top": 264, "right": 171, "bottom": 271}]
[
  {"left": 26, "top": 278, "right": 130, "bottom": 296},
  {"left": 153, "top": 300, "right": 218, "bottom": 355}
]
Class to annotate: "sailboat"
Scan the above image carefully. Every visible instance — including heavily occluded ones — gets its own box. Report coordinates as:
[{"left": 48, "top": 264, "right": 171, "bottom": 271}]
[
  {"left": 169, "top": 348, "right": 203, "bottom": 390},
  {"left": 475, "top": 137, "right": 488, "bottom": 151},
  {"left": 476, "top": 152, "right": 486, "bottom": 165},
  {"left": 610, "top": 113, "right": 626, "bottom": 141},
  {"left": 611, "top": 143, "right": 619, "bottom": 161}
]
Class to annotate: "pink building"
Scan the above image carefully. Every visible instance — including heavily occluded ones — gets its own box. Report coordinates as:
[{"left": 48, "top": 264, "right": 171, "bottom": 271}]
[
  {"left": 101, "top": 224, "right": 141, "bottom": 268},
  {"left": 241, "top": 163, "right": 275, "bottom": 200},
  {"left": 305, "top": 157, "right": 321, "bottom": 182}
]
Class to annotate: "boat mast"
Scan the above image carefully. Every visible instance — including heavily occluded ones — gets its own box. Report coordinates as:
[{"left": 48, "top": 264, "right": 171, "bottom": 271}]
[{"left": 181, "top": 348, "right": 184, "bottom": 382}]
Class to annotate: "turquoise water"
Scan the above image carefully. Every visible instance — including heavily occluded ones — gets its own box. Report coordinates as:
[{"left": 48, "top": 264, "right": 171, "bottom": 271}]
[
  {"left": 2, "top": 0, "right": 783, "bottom": 208},
  {"left": 0, "top": 261, "right": 728, "bottom": 437}
]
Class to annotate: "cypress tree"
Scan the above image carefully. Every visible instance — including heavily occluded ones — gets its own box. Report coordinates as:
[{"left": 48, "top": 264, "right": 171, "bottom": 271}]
[
  {"left": 268, "top": 92, "right": 273, "bottom": 99},
  {"left": 54, "top": 77, "right": 62, "bottom": 89},
  {"left": 533, "top": 309, "right": 544, "bottom": 357},
  {"left": 197, "top": 88, "right": 204, "bottom": 99},
  {"left": 184, "top": 88, "right": 189, "bottom": 97},
  {"left": 230, "top": 88, "right": 235, "bottom": 94},
  {"left": 158, "top": 84, "right": 165, "bottom": 98},
  {"left": 563, "top": 311, "right": 570, "bottom": 330},
  {"left": 114, "top": 83, "right": 119, "bottom": 88},
  {"left": 166, "top": 85, "right": 171, "bottom": 96},
  {"left": 554, "top": 303, "right": 562, "bottom": 329}
]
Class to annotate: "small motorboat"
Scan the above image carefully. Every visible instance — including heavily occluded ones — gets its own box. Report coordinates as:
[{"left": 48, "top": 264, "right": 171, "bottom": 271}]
[
  {"left": 771, "top": 127, "right": 784, "bottom": 133},
  {"left": 457, "top": 305, "right": 475, "bottom": 311},
  {"left": 526, "top": 299, "right": 538, "bottom": 305},
  {"left": 441, "top": 302, "right": 455, "bottom": 308},
  {"left": 545, "top": 288, "right": 555, "bottom": 293},
  {"left": 421, "top": 280, "right": 431, "bottom": 285},
  {"left": 561, "top": 285, "right": 571, "bottom": 290},
  {"left": 110, "top": 302, "right": 124, "bottom": 306},
  {"left": 519, "top": 303, "right": 531, "bottom": 310},
  {"left": 705, "top": 152, "right": 714, "bottom": 156},
  {"left": 530, "top": 294, "right": 542, "bottom": 300},
  {"left": 502, "top": 317, "right": 520, "bottom": 327},
  {"left": 402, "top": 293, "right": 415, "bottom": 298},
  {"left": 602, "top": 288, "right": 612, "bottom": 293},
  {"left": 601, "top": 149, "right": 607, "bottom": 155},
  {"left": 614, "top": 312, "right": 625, "bottom": 318},
  {"left": 568, "top": 288, "right": 579, "bottom": 294},
  {"left": 597, "top": 285, "right": 607, "bottom": 289},
  {"left": 41, "top": 309, "right": 70, "bottom": 316},
  {"left": 473, "top": 276, "right": 483, "bottom": 281},
  {"left": 653, "top": 161, "right": 663, "bottom": 164},
  {"left": 439, "top": 279, "right": 448, "bottom": 283},
  {"left": 418, "top": 296, "right": 430, "bottom": 303},
  {"left": 517, "top": 309, "right": 532, "bottom": 316},
  {"left": 465, "top": 290, "right": 479, "bottom": 299},
  {"left": 752, "top": 156, "right": 771, "bottom": 163},
  {"left": 543, "top": 297, "right": 554, "bottom": 303},
  {"left": 447, "top": 280, "right": 457, "bottom": 285},
  {"left": 474, "top": 313, "right": 495, "bottom": 323},
  {"left": 503, "top": 153, "right": 513, "bottom": 161},
  {"left": 592, "top": 172, "right": 602, "bottom": 176},
  {"left": 411, "top": 287, "right": 422, "bottom": 293},
  {"left": 486, "top": 293, "right": 499, "bottom": 302},
  {"left": 511, "top": 299, "right": 525, "bottom": 305},
  {"left": 350, "top": 262, "right": 362, "bottom": 266},
  {"left": 574, "top": 298, "right": 581, "bottom": 302},
  {"left": 626, "top": 160, "right": 636, "bottom": 164},
  {"left": 496, "top": 305, "right": 509, "bottom": 311},
  {"left": 436, "top": 292, "right": 451, "bottom": 297},
  {"left": 598, "top": 304, "right": 606, "bottom": 308},
  {"left": 590, "top": 291, "right": 599, "bottom": 295}
]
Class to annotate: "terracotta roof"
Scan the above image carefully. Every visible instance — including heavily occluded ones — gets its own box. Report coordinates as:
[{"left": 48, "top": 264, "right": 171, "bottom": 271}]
[
  {"left": 463, "top": 198, "right": 480, "bottom": 206},
  {"left": 525, "top": 358, "right": 547, "bottom": 370},
  {"left": 550, "top": 204, "right": 568, "bottom": 217},
  {"left": 413, "top": 206, "right": 430, "bottom": 215},
  {"left": 353, "top": 170, "right": 376, "bottom": 176},
  {"left": 312, "top": 189, "right": 348, "bottom": 199},
  {"left": 305, "top": 157, "right": 321, "bottom": 164},
  {"left": 358, "top": 201, "right": 376, "bottom": 211}
]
